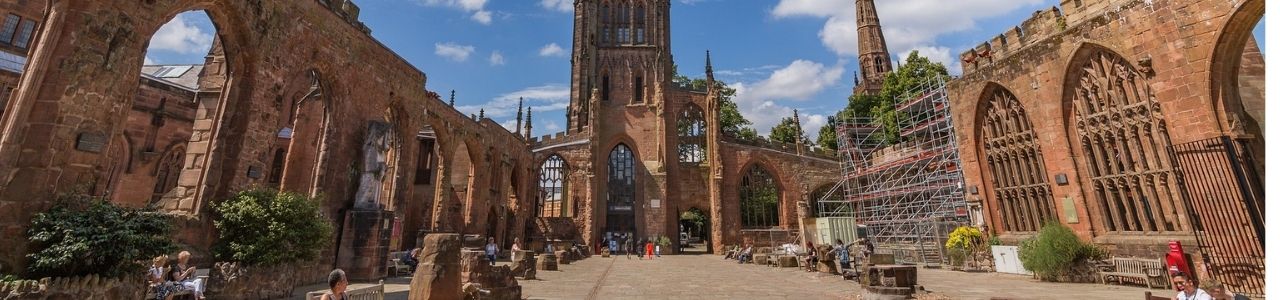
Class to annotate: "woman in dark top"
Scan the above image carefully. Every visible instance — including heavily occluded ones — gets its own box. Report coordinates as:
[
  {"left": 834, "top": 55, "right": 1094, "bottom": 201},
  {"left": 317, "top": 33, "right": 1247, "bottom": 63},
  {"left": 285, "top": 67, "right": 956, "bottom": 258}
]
[{"left": 321, "top": 269, "right": 348, "bottom": 300}]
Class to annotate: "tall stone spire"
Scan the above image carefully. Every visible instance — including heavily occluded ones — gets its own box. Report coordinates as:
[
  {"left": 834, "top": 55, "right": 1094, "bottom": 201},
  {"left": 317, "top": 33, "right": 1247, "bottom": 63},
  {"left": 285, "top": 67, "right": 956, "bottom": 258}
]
[
  {"left": 524, "top": 107, "right": 533, "bottom": 140},
  {"left": 515, "top": 97, "right": 524, "bottom": 132},
  {"left": 853, "top": 0, "right": 893, "bottom": 96},
  {"left": 705, "top": 50, "right": 715, "bottom": 82},
  {"left": 449, "top": 90, "right": 456, "bottom": 106}
]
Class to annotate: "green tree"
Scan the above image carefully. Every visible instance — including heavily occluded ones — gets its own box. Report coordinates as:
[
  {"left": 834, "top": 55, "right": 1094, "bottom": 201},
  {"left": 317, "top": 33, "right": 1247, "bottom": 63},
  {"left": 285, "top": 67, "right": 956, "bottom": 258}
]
[
  {"left": 673, "top": 68, "right": 757, "bottom": 140},
  {"left": 816, "top": 116, "right": 839, "bottom": 150},
  {"left": 768, "top": 116, "right": 812, "bottom": 145},
  {"left": 26, "top": 192, "right": 177, "bottom": 278},
  {"left": 213, "top": 189, "right": 333, "bottom": 266}
]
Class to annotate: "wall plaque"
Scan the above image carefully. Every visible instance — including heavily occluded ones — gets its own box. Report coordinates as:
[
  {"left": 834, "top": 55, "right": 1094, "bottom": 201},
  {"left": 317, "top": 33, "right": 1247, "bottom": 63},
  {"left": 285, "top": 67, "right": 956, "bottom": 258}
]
[
  {"left": 1062, "top": 196, "right": 1080, "bottom": 224},
  {"left": 650, "top": 199, "right": 660, "bottom": 208},
  {"left": 247, "top": 166, "right": 262, "bottom": 179},
  {"left": 75, "top": 132, "right": 107, "bottom": 153}
]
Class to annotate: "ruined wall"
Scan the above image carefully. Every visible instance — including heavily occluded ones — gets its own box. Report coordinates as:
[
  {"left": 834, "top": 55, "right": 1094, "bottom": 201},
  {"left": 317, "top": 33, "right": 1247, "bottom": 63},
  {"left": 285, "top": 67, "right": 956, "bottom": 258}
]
[
  {"left": 108, "top": 77, "right": 198, "bottom": 207},
  {"left": 715, "top": 142, "right": 840, "bottom": 250},
  {"left": 0, "top": 0, "right": 535, "bottom": 276},
  {"left": 948, "top": 0, "right": 1264, "bottom": 258}
]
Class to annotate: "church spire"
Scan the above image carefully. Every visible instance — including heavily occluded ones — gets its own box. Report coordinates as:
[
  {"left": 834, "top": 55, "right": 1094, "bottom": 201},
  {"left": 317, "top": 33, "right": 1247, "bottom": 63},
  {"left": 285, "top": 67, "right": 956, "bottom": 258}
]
[
  {"left": 524, "top": 107, "right": 533, "bottom": 140},
  {"left": 705, "top": 50, "right": 714, "bottom": 78},
  {"left": 515, "top": 97, "right": 524, "bottom": 132},
  {"left": 853, "top": 0, "right": 892, "bottom": 96},
  {"left": 449, "top": 90, "right": 456, "bottom": 106}
]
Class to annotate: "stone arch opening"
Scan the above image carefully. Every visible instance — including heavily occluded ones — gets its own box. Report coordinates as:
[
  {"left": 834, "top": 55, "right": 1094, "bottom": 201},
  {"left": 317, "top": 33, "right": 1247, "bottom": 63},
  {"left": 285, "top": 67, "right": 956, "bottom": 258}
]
[
  {"left": 538, "top": 154, "right": 568, "bottom": 217},
  {"left": 677, "top": 103, "right": 706, "bottom": 164},
  {"left": 450, "top": 141, "right": 476, "bottom": 229},
  {"left": 1061, "top": 44, "right": 1186, "bottom": 233},
  {"left": 605, "top": 143, "right": 637, "bottom": 239},
  {"left": 1209, "top": 0, "right": 1265, "bottom": 178},
  {"left": 739, "top": 163, "right": 781, "bottom": 228},
  {"left": 279, "top": 70, "right": 332, "bottom": 195},
  {"left": 974, "top": 84, "right": 1056, "bottom": 233}
]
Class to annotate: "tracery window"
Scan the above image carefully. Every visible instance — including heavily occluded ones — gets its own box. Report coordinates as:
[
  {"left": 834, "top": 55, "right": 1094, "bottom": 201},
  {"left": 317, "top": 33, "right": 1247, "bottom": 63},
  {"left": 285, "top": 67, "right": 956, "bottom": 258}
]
[
  {"left": 600, "top": 5, "right": 611, "bottom": 44},
  {"left": 634, "top": 4, "right": 646, "bottom": 44},
  {"left": 607, "top": 144, "right": 636, "bottom": 213},
  {"left": 981, "top": 87, "right": 1056, "bottom": 232},
  {"left": 539, "top": 155, "right": 568, "bottom": 217},
  {"left": 739, "top": 164, "right": 780, "bottom": 228},
  {"left": 152, "top": 148, "right": 183, "bottom": 204},
  {"left": 617, "top": 5, "right": 630, "bottom": 44},
  {"left": 1070, "top": 49, "right": 1184, "bottom": 233},
  {"left": 633, "top": 76, "right": 644, "bottom": 103},
  {"left": 677, "top": 104, "right": 707, "bottom": 164}
]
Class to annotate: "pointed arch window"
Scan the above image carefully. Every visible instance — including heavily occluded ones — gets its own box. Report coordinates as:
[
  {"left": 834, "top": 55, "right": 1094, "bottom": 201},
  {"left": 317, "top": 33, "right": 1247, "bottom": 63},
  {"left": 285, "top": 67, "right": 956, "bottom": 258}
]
[
  {"left": 268, "top": 148, "right": 286, "bottom": 185},
  {"left": 152, "top": 148, "right": 184, "bottom": 204},
  {"left": 1069, "top": 49, "right": 1184, "bottom": 233},
  {"left": 981, "top": 87, "right": 1056, "bottom": 232},
  {"left": 617, "top": 5, "right": 630, "bottom": 44},
  {"left": 677, "top": 104, "right": 707, "bottom": 163},
  {"left": 539, "top": 155, "right": 568, "bottom": 217},
  {"left": 607, "top": 144, "right": 636, "bottom": 212},
  {"left": 740, "top": 164, "right": 780, "bottom": 228},
  {"left": 634, "top": 4, "right": 646, "bottom": 44},
  {"left": 600, "top": 5, "right": 611, "bottom": 45}
]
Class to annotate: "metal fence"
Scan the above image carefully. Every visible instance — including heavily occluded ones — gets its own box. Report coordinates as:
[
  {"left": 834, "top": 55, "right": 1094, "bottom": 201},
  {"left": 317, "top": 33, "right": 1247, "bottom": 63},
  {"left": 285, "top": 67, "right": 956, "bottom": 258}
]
[{"left": 1170, "top": 136, "right": 1265, "bottom": 297}]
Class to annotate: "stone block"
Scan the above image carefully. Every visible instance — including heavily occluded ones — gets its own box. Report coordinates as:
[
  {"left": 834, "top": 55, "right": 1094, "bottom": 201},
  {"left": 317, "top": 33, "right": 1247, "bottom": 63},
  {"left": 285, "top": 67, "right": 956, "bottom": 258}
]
[
  {"left": 536, "top": 254, "right": 558, "bottom": 271},
  {"left": 555, "top": 250, "right": 571, "bottom": 265},
  {"left": 409, "top": 234, "right": 462, "bottom": 300},
  {"left": 752, "top": 254, "right": 769, "bottom": 265},
  {"left": 509, "top": 250, "right": 536, "bottom": 279},
  {"left": 817, "top": 260, "right": 839, "bottom": 274},
  {"left": 778, "top": 255, "right": 799, "bottom": 267}
]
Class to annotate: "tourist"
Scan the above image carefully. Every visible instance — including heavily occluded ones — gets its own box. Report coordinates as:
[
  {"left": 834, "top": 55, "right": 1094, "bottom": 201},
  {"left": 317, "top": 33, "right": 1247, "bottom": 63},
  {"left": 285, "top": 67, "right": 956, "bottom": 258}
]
[
  {"left": 645, "top": 240, "right": 655, "bottom": 259},
  {"left": 149, "top": 255, "right": 182, "bottom": 300},
  {"left": 173, "top": 251, "right": 204, "bottom": 300},
  {"left": 624, "top": 238, "right": 633, "bottom": 259},
  {"left": 635, "top": 239, "right": 645, "bottom": 260},
  {"left": 609, "top": 237, "right": 619, "bottom": 255},
  {"left": 1172, "top": 272, "right": 1211, "bottom": 300},
  {"left": 805, "top": 242, "right": 819, "bottom": 272},
  {"left": 724, "top": 245, "right": 740, "bottom": 260},
  {"left": 828, "top": 239, "right": 851, "bottom": 272},
  {"left": 736, "top": 245, "right": 754, "bottom": 264},
  {"left": 485, "top": 237, "right": 499, "bottom": 266},
  {"left": 545, "top": 239, "right": 555, "bottom": 255},
  {"left": 403, "top": 248, "right": 420, "bottom": 272},
  {"left": 319, "top": 269, "right": 348, "bottom": 300},
  {"left": 1202, "top": 278, "right": 1250, "bottom": 300}
]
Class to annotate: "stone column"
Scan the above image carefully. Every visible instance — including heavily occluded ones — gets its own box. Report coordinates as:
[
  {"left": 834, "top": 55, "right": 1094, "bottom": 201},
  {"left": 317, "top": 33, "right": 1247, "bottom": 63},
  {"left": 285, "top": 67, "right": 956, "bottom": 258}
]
[{"left": 410, "top": 234, "right": 462, "bottom": 300}]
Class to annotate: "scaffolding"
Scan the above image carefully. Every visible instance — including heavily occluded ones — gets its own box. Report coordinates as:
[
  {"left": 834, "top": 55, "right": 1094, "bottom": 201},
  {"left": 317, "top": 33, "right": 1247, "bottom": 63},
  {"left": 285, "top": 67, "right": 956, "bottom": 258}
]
[{"left": 823, "top": 76, "right": 969, "bottom": 266}]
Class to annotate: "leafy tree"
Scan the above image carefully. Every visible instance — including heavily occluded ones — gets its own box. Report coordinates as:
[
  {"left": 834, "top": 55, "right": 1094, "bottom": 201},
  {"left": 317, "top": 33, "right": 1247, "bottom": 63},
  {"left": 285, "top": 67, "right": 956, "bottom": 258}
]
[
  {"left": 26, "top": 192, "right": 177, "bottom": 278},
  {"left": 673, "top": 68, "right": 757, "bottom": 140},
  {"left": 212, "top": 189, "right": 333, "bottom": 266},
  {"left": 768, "top": 116, "right": 812, "bottom": 145},
  {"left": 816, "top": 116, "right": 839, "bottom": 150}
]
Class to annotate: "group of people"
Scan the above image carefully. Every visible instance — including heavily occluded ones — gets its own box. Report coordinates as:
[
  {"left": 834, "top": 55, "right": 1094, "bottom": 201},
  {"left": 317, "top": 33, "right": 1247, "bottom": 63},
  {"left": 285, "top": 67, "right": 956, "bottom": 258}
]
[
  {"left": 726, "top": 238, "right": 869, "bottom": 276},
  {"left": 605, "top": 237, "right": 659, "bottom": 259},
  {"left": 1171, "top": 272, "right": 1251, "bottom": 300},
  {"left": 147, "top": 251, "right": 205, "bottom": 300}
]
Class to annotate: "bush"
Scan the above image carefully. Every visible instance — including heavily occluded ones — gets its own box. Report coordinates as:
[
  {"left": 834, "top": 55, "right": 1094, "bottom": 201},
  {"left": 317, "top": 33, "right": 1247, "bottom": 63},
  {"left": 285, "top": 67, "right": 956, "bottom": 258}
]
[
  {"left": 945, "top": 226, "right": 983, "bottom": 267},
  {"left": 212, "top": 189, "right": 333, "bottom": 266},
  {"left": 26, "top": 193, "right": 177, "bottom": 278},
  {"left": 1018, "top": 222, "right": 1104, "bottom": 281}
]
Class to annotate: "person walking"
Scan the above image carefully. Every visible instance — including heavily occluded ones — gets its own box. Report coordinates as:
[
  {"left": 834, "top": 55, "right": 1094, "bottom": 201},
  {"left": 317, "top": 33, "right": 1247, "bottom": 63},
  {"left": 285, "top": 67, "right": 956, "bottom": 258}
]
[
  {"left": 608, "top": 237, "right": 619, "bottom": 255},
  {"left": 645, "top": 240, "right": 655, "bottom": 260},
  {"left": 828, "top": 239, "right": 851, "bottom": 273},
  {"left": 624, "top": 238, "right": 633, "bottom": 259},
  {"left": 485, "top": 237, "right": 499, "bottom": 266}
]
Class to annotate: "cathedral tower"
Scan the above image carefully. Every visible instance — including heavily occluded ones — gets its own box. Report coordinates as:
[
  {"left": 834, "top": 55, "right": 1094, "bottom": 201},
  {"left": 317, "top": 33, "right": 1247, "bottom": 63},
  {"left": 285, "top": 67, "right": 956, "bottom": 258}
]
[
  {"left": 567, "top": 0, "right": 673, "bottom": 132},
  {"left": 853, "top": 0, "right": 892, "bottom": 96}
]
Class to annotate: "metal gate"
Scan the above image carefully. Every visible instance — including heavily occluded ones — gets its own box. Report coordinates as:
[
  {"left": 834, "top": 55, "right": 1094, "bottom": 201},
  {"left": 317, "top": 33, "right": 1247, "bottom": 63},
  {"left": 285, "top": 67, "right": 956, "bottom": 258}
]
[{"left": 1170, "top": 136, "right": 1265, "bottom": 297}]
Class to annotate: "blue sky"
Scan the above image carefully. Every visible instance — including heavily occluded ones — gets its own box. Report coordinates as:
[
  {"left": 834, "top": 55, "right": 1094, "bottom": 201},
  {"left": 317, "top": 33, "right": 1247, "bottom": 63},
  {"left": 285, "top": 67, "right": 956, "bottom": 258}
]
[{"left": 146, "top": 0, "right": 1265, "bottom": 139}]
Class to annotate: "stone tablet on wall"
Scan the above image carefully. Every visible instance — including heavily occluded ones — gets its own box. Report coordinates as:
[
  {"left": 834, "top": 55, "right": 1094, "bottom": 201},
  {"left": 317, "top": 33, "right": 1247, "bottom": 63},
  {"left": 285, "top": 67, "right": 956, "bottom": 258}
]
[{"left": 75, "top": 132, "right": 107, "bottom": 153}]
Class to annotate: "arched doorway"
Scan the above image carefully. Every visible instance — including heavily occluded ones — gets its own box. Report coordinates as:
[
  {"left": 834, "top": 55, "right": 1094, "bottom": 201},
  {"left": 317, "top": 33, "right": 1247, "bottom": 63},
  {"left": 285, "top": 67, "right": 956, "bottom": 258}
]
[{"left": 448, "top": 142, "right": 475, "bottom": 231}]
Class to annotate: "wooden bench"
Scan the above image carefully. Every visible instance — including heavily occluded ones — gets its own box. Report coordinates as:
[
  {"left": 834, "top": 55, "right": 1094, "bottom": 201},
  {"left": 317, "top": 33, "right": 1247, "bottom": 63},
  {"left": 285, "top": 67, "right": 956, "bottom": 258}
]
[
  {"left": 387, "top": 251, "right": 412, "bottom": 276},
  {"left": 306, "top": 280, "right": 385, "bottom": 300},
  {"left": 1144, "top": 291, "right": 1173, "bottom": 300},
  {"left": 145, "top": 269, "right": 209, "bottom": 300},
  {"left": 1098, "top": 257, "right": 1167, "bottom": 288}
]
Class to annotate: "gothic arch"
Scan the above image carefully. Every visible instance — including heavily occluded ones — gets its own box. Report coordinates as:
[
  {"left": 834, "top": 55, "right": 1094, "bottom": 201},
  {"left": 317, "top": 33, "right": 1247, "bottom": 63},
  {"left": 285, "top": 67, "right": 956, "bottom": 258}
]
[
  {"left": 605, "top": 142, "right": 638, "bottom": 236},
  {"left": 677, "top": 103, "right": 707, "bottom": 164},
  {"left": 738, "top": 162, "right": 782, "bottom": 229},
  {"left": 973, "top": 83, "right": 1056, "bottom": 233},
  {"left": 280, "top": 69, "right": 333, "bottom": 195},
  {"left": 1061, "top": 43, "right": 1187, "bottom": 233},
  {"left": 538, "top": 154, "right": 569, "bottom": 217},
  {"left": 1207, "top": 0, "right": 1265, "bottom": 175}
]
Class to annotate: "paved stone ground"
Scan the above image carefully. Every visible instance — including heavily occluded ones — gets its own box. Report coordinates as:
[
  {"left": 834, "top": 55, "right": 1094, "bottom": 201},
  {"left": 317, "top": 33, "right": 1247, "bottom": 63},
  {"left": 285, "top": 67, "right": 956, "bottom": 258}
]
[{"left": 282, "top": 255, "right": 1169, "bottom": 300}]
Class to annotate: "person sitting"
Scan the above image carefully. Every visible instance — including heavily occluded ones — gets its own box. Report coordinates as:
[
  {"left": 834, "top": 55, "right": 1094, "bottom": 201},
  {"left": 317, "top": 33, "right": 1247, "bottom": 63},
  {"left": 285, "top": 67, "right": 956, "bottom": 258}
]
[
  {"left": 403, "top": 248, "right": 420, "bottom": 272},
  {"left": 804, "top": 242, "right": 819, "bottom": 272},
  {"left": 148, "top": 255, "right": 182, "bottom": 300},
  {"left": 1202, "top": 278, "right": 1250, "bottom": 300},
  {"left": 723, "top": 245, "right": 740, "bottom": 260},
  {"left": 736, "top": 245, "right": 755, "bottom": 264},
  {"left": 1172, "top": 272, "right": 1211, "bottom": 300},
  {"left": 172, "top": 251, "right": 203, "bottom": 300},
  {"left": 320, "top": 269, "right": 348, "bottom": 300}
]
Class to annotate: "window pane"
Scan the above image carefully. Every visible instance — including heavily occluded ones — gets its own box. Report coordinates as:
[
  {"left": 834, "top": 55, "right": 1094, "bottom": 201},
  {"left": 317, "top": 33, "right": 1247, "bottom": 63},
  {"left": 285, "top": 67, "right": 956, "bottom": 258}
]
[
  {"left": 0, "top": 15, "right": 19, "bottom": 45},
  {"left": 13, "top": 19, "right": 34, "bottom": 49}
]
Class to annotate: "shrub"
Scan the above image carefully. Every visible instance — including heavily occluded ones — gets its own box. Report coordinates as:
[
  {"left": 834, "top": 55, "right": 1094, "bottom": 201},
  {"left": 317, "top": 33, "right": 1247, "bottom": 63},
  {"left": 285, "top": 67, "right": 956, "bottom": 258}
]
[
  {"left": 212, "top": 189, "right": 333, "bottom": 266},
  {"left": 1018, "top": 222, "right": 1104, "bottom": 281},
  {"left": 945, "top": 226, "right": 983, "bottom": 267},
  {"left": 26, "top": 193, "right": 177, "bottom": 278}
]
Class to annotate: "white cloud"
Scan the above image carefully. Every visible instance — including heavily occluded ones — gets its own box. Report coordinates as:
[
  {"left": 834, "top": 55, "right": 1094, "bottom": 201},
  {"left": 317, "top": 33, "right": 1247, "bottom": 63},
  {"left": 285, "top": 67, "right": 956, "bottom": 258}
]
[
  {"left": 539, "top": 43, "right": 567, "bottom": 57},
  {"left": 471, "top": 11, "right": 492, "bottom": 25},
  {"left": 144, "top": 56, "right": 157, "bottom": 65},
  {"left": 727, "top": 59, "right": 845, "bottom": 138},
  {"left": 501, "top": 119, "right": 519, "bottom": 131},
  {"left": 772, "top": 0, "right": 1047, "bottom": 63},
  {"left": 456, "top": 84, "right": 570, "bottom": 118},
  {"left": 489, "top": 51, "right": 506, "bottom": 66},
  {"left": 539, "top": 0, "right": 574, "bottom": 13},
  {"left": 435, "top": 42, "right": 476, "bottom": 62},
  {"left": 418, "top": 0, "right": 494, "bottom": 25},
  {"left": 147, "top": 13, "right": 214, "bottom": 55},
  {"left": 539, "top": 119, "right": 564, "bottom": 136}
]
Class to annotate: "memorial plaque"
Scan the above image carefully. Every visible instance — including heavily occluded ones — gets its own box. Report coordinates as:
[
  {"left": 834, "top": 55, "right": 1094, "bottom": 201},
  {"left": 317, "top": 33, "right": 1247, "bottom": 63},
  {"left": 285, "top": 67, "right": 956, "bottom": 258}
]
[
  {"left": 75, "top": 133, "right": 108, "bottom": 153},
  {"left": 1062, "top": 196, "right": 1080, "bottom": 224}
]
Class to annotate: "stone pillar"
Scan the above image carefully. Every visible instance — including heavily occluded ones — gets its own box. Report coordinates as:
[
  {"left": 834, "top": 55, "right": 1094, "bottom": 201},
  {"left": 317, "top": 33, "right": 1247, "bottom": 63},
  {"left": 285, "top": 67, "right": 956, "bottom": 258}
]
[{"left": 410, "top": 234, "right": 462, "bottom": 300}]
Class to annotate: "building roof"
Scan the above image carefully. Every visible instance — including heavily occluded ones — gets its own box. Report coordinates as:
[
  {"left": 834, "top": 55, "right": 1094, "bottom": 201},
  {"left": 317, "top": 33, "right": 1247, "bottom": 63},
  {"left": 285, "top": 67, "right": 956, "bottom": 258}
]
[{"left": 140, "top": 64, "right": 204, "bottom": 91}]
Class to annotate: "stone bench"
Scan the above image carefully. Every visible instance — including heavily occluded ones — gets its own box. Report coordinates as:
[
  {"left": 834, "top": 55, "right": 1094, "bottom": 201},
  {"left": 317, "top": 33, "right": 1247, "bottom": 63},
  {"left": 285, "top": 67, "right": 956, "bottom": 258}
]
[
  {"left": 777, "top": 255, "right": 799, "bottom": 268},
  {"left": 536, "top": 254, "right": 558, "bottom": 271},
  {"left": 752, "top": 254, "right": 770, "bottom": 265}
]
